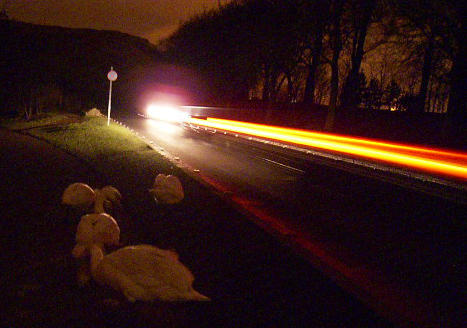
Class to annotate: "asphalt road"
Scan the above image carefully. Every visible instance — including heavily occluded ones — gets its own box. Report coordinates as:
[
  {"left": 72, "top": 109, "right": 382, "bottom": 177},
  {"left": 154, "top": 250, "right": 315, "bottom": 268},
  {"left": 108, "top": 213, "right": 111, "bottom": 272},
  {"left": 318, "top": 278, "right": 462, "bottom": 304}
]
[
  {"left": 130, "top": 116, "right": 305, "bottom": 200},
  {"left": 115, "top": 114, "right": 466, "bottom": 327}
]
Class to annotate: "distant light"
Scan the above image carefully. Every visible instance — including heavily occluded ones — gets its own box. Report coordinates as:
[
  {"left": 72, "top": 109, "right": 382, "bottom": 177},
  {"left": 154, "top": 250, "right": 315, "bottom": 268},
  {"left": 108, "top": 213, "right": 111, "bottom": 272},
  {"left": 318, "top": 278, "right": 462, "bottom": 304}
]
[{"left": 146, "top": 103, "right": 188, "bottom": 122}]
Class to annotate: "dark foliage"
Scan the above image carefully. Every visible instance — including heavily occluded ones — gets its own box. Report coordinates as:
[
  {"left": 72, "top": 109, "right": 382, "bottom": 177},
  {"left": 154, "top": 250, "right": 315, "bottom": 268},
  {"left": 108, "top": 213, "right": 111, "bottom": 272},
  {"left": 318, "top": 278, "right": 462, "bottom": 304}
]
[
  {"left": 0, "top": 20, "right": 161, "bottom": 117},
  {"left": 162, "top": 0, "right": 307, "bottom": 104}
]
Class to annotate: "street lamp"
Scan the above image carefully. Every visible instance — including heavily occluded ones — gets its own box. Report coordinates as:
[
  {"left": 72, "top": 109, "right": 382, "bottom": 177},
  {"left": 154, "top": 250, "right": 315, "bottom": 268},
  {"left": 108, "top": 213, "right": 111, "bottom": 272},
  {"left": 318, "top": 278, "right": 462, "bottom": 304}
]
[{"left": 107, "top": 66, "right": 117, "bottom": 126}]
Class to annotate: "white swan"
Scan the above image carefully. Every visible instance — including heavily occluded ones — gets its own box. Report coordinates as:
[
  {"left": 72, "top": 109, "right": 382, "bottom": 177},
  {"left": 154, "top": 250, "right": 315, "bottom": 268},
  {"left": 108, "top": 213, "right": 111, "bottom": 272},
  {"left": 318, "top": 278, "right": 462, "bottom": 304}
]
[
  {"left": 73, "top": 213, "right": 209, "bottom": 302},
  {"left": 89, "top": 244, "right": 210, "bottom": 302},
  {"left": 72, "top": 213, "right": 121, "bottom": 286},
  {"left": 149, "top": 174, "right": 184, "bottom": 204},
  {"left": 62, "top": 183, "right": 122, "bottom": 214}
]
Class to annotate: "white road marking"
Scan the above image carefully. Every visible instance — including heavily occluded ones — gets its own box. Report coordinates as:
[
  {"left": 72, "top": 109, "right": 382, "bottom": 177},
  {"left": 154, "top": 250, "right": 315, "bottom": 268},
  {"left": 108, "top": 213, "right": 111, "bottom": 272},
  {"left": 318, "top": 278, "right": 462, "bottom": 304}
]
[{"left": 261, "top": 158, "right": 305, "bottom": 173}]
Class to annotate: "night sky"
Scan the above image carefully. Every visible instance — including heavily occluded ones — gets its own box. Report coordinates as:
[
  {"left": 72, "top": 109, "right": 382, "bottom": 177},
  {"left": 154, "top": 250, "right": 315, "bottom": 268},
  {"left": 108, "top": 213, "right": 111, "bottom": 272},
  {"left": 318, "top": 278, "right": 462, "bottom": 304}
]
[{"left": 7, "top": 0, "right": 227, "bottom": 44}]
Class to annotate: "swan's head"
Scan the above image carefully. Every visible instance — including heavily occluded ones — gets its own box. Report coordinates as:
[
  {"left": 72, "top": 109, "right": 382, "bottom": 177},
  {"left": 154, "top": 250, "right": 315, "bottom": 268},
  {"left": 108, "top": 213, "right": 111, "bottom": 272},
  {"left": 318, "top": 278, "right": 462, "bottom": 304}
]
[
  {"left": 72, "top": 213, "right": 120, "bottom": 258},
  {"left": 93, "top": 185, "right": 122, "bottom": 214}
]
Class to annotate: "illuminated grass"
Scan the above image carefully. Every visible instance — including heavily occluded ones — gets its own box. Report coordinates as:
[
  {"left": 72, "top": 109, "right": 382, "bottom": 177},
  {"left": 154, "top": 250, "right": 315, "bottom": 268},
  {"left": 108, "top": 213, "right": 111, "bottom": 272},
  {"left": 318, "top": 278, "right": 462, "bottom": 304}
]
[
  {"left": 29, "top": 117, "right": 149, "bottom": 159},
  {"left": 1, "top": 112, "right": 177, "bottom": 184},
  {"left": 23, "top": 116, "right": 177, "bottom": 192}
]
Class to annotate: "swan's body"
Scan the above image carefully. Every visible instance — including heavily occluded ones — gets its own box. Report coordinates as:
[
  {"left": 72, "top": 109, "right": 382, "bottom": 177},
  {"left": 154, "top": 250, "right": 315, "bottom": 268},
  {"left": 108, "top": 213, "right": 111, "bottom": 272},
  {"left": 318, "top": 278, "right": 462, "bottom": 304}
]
[
  {"left": 62, "top": 183, "right": 95, "bottom": 210},
  {"left": 149, "top": 174, "right": 184, "bottom": 204},
  {"left": 89, "top": 244, "right": 209, "bottom": 302}
]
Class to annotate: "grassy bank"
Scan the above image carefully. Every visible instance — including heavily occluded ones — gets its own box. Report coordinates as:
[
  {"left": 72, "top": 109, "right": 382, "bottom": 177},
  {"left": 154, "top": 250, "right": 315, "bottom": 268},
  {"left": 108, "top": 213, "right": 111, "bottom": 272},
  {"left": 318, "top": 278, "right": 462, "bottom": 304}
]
[{"left": 3, "top": 114, "right": 164, "bottom": 170}]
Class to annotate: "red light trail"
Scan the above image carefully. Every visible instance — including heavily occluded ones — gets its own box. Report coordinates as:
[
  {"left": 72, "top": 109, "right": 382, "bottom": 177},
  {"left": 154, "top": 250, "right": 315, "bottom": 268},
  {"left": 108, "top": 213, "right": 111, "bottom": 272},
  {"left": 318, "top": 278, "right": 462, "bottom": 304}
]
[{"left": 188, "top": 117, "right": 467, "bottom": 181}]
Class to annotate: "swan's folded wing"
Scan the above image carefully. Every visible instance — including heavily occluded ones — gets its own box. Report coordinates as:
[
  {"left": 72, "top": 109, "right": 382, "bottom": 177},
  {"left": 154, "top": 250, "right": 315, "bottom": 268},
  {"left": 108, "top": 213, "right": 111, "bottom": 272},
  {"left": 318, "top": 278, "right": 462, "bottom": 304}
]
[
  {"left": 129, "top": 256, "right": 195, "bottom": 290},
  {"left": 106, "top": 246, "right": 195, "bottom": 287}
]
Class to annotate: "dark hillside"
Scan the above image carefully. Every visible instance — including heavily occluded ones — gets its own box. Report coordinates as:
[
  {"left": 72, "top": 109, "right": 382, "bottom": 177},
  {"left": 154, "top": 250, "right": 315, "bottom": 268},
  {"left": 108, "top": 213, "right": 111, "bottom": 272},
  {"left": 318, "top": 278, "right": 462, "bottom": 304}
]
[{"left": 0, "top": 20, "right": 162, "bottom": 115}]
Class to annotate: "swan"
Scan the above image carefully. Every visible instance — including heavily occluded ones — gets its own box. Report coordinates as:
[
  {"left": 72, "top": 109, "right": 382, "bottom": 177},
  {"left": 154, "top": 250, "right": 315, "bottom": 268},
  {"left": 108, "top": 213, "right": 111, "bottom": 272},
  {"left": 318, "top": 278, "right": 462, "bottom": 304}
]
[
  {"left": 72, "top": 213, "right": 121, "bottom": 286},
  {"left": 73, "top": 213, "right": 209, "bottom": 302},
  {"left": 148, "top": 174, "right": 184, "bottom": 204},
  {"left": 72, "top": 213, "right": 121, "bottom": 255},
  {"left": 62, "top": 183, "right": 122, "bottom": 214}
]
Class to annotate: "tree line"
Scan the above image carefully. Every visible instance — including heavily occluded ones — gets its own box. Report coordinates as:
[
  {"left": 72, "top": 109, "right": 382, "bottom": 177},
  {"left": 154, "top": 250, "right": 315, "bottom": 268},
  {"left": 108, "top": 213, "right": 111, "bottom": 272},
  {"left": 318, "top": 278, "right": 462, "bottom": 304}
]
[
  {"left": 0, "top": 19, "right": 160, "bottom": 119},
  {"left": 161, "top": 0, "right": 465, "bottom": 136}
]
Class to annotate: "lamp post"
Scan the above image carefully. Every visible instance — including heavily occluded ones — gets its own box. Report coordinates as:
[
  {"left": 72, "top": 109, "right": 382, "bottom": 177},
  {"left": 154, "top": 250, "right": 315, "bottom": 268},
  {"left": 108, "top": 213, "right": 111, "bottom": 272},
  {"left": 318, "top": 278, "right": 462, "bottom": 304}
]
[{"left": 107, "top": 66, "right": 117, "bottom": 126}]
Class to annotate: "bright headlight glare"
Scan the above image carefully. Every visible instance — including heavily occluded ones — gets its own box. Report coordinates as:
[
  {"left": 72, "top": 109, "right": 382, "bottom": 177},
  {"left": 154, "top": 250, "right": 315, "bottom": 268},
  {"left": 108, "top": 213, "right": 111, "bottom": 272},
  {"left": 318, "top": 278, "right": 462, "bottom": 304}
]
[{"left": 146, "top": 103, "right": 188, "bottom": 122}]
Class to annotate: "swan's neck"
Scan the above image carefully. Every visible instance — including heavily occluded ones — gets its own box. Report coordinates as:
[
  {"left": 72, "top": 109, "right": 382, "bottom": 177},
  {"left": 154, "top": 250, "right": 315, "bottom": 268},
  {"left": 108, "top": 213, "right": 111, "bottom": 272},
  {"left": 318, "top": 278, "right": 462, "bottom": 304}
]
[
  {"left": 89, "top": 244, "right": 105, "bottom": 274},
  {"left": 94, "top": 189, "right": 106, "bottom": 213}
]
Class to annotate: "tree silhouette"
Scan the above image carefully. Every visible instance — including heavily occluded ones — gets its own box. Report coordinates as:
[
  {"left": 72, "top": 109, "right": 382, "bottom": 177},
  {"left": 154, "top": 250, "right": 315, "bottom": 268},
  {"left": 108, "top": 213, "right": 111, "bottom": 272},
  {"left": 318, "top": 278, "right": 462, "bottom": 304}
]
[
  {"left": 340, "top": 0, "right": 377, "bottom": 108},
  {"left": 302, "top": 0, "right": 330, "bottom": 104},
  {"left": 324, "top": 0, "right": 345, "bottom": 131}
]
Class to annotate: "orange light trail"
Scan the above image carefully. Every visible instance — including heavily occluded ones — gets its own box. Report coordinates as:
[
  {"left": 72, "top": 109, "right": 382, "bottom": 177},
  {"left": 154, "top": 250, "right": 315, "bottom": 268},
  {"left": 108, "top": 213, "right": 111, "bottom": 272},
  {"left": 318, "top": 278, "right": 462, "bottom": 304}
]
[
  {"left": 206, "top": 118, "right": 467, "bottom": 162},
  {"left": 188, "top": 117, "right": 467, "bottom": 181}
]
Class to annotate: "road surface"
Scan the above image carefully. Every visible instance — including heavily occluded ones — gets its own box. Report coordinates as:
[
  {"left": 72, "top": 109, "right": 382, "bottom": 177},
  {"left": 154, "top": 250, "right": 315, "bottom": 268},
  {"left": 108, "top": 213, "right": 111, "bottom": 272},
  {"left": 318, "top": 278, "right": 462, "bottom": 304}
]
[{"left": 115, "top": 113, "right": 466, "bottom": 327}]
